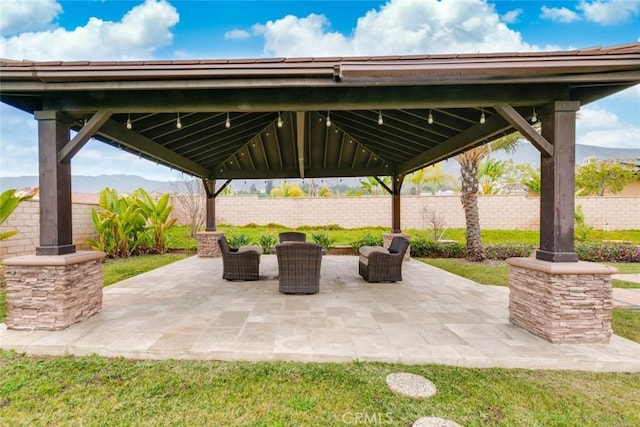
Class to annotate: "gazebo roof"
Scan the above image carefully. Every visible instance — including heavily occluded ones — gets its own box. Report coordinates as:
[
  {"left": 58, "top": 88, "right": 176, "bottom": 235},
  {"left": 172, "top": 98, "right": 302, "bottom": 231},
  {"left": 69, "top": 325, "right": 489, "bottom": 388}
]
[{"left": 1, "top": 42, "right": 639, "bottom": 180}]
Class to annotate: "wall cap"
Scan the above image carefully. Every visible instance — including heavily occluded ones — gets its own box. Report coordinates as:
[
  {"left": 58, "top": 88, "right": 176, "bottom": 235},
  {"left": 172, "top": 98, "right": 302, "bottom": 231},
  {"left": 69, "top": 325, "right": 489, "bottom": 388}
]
[
  {"left": 3, "top": 251, "right": 106, "bottom": 266},
  {"left": 506, "top": 257, "right": 617, "bottom": 275}
]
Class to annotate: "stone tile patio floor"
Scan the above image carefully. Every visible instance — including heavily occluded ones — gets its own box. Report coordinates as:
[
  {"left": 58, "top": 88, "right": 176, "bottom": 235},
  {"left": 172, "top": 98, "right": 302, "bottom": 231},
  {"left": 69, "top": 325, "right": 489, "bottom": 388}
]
[{"left": 1, "top": 255, "right": 639, "bottom": 372}]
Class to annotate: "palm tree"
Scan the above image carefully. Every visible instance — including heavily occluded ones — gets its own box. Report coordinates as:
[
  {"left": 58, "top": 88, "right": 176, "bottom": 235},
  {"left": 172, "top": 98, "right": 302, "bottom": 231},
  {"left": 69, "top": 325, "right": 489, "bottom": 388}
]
[
  {"left": 407, "top": 163, "right": 456, "bottom": 194},
  {"left": 455, "top": 132, "right": 521, "bottom": 261},
  {"left": 270, "top": 182, "right": 305, "bottom": 197}
]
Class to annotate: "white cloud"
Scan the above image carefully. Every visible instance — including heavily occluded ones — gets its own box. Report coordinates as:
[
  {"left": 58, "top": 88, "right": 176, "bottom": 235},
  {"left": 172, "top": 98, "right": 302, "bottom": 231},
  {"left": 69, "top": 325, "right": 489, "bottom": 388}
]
[
  {"left": 254, "top": 0, "right": 544, "bottom": 57},
  {"left": 577, "top": 107, "right": 640, "bottom": 148},
  {"left": 224, "top": 29, "right": 250, "bottom": 40},
  {"left": 578, "top": 0, "right": 640, "bottom": 25},
  {"left": 0, "top": 0, "right": 61, "bottom": 35},
  {"left": 501, "top": 9, "right": 523, "bottom": 24},
  {"left": 540, "top": 6, "right": 581, "bottom": 23},
  {"left": 253, "top": 14, "right": 348, "bottom": 57},
  {"left": 0, "top": 0, "right": 179, "bottom": 61}
]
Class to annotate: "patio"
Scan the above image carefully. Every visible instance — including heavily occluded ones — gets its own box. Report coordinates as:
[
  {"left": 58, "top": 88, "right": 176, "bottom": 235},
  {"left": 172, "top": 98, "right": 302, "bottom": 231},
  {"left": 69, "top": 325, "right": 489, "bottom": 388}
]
[{"left": 2, "top": 255, "right": 639, "bottom": 372}]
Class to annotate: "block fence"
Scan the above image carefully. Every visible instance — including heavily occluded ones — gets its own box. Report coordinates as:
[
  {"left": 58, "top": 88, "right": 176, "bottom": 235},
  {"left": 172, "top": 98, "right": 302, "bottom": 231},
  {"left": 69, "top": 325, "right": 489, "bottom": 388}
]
[
  {"left": 1, "top": 200, "right": 96, "bottom": 260},
  {"left": 2, "top": 195, "right": 639, "bottom": 260},
  {"left": 172, "top": 194, "right": 640, "bottom": 232}
]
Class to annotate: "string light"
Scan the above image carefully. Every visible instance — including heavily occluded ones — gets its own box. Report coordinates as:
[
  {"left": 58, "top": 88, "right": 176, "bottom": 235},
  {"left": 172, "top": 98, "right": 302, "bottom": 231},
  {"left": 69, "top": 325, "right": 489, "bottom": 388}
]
[
  {"left": 277, "top": 112, "right": 283, "bottom": 128},
  {"left": 531, "top": 107, "right": 538, "bottom": 123},
  {"left": 176, "top": 113, "right": 182, "bottom": 129},
  {"left": 126, "top": 113, "right": 132, "bottom": 129},
  {"left": 377, "top": 110, "right": 384, "bottom": 125},
  {"left": 427, "top": 109, "right": 434, "bottom": 124},
  {"left": 479, "top": 108, "right": 486, "bottom": 124},
  {"left": 225, "top": 113, "right": 231, "bottom": 128},
  {"left": 326, "top": 111, "right": 332, "bottom": 127}
]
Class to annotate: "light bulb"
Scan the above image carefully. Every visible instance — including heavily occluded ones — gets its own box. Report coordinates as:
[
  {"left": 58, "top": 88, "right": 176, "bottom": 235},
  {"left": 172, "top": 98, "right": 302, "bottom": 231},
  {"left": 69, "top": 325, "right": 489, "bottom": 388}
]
[
  {"left": 531, "top": 108, "right": 538, "bottom": 123},
  {"left": 126, "top": 114, "right": 132, "bottom": 129},
  {"left": 277, "top": 113, "right": 283, "bottom": 128},
  {"left": 225, "top": 113, "right": 231, "bottom": 128},
  {"left": 176, "top": 114, "right": 182, "bottom": 129},
  {"left": 326, "top": 112, "right": 331, "bottom": 127},
  {"left": 427, "top": 110, "right": 434, "bottom": 124},
  {"left": 480, "top": 109, "right": 486, "bottom": 124},
  {"left": 377, "top": 110, "right": 384, "bottom": 125}
]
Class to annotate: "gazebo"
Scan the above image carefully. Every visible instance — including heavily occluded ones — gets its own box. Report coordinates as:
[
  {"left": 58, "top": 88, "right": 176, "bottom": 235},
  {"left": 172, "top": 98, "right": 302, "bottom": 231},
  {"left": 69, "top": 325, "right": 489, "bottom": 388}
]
[{"left": 1, "top": 42, "right": 639, "bottom": 342}]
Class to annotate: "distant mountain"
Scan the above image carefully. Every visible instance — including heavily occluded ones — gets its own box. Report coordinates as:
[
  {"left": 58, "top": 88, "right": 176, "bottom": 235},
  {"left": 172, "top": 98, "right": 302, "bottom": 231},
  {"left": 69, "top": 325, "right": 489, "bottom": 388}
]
[
  {"left": 0, "top": 174, "right": 177, "bottom": 194},
  {"left": 1, "top": 145, "right": 638, "bottom": 194}
]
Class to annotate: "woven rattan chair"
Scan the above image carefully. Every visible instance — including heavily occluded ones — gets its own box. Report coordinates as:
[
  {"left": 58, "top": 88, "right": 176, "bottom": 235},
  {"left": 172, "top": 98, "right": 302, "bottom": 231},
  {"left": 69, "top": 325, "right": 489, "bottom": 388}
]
[
  {"left": 358, "top": 237, "right": 409, "bottom": 282},
  {"left": 217, "top": 235, "right": 261, "bottom": 281},
  {"left": 276, "top": 242, "right": 323, "bottom": 294},
  {"left": 279, "top": 231, "right": 306, "bottom": 243}
]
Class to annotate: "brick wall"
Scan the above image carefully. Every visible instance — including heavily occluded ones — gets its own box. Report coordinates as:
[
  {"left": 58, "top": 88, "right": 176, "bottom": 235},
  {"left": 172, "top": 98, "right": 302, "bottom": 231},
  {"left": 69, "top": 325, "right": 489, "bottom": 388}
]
[
  {"left": 174, "top": 194, "right": 639, "bottom": 231},
  {"left": 1, "top": 200, "right": 98, "bottom": 260},
  {"left": 2, "top": 195, "right": 638, "bottom": 260}
]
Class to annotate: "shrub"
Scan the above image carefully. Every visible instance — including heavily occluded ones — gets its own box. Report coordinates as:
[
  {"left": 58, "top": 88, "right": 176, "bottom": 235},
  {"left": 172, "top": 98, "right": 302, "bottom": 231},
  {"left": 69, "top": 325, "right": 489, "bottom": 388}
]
[
  {"left": 575, "top": 242, "right": 640, "bottom": 262},
  {"left": 311, "top": 231, "right": 336, "bottom": 250},
  {"left": 350, "top": 233, "right": 383, "bottom": 250},
  {"left": 484, "top": 243, "right": 535, "bottom": 260},
  {"left": 257, "top": 234, "right": 278, "bottom": 254},
  {"left": 227, "top": 233, "right": 251, "bottom": 249},
  {"left": 410, "top": 238, "right": 466, "bottom": 258}
]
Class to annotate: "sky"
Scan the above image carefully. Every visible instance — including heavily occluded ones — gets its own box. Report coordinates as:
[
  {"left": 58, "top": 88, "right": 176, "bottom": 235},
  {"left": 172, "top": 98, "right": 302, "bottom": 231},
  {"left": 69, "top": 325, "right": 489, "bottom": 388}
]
[{"left": 0, "top": 0, "right": 639, "bottom": 181}]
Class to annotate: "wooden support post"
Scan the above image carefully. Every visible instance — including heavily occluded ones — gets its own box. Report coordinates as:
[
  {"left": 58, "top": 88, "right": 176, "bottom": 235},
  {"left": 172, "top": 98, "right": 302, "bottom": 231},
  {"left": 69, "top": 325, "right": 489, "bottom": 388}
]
[
  {"left": 391, "top": 174, "right": 404, "bottom": 233},
  {"left": 35, "top": 111, "right": 75, "bottom": 255},
  {"left": 536, "top": 101, "right": 580, "bottom": 262},
  {"left": 204, "top": 178, "right": 215, "bottom": 232}
]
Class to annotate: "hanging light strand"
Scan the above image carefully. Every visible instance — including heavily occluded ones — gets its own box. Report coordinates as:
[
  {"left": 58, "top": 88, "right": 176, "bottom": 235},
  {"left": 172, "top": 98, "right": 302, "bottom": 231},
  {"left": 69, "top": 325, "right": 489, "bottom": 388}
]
[
  {"left": 531, "top": 107, "right": 538, "bottom": 123},
  {"left": 326, "top": 111, "right": 332, "bottom": 127},
  {"left": 479, "top": 108, "right": 486, "bottom": 124},
  {"left": 126, "top": 113, "right": 132, "bottom": 129},
  {"left": 225, "top": 112, "right": 231, "bottom": 128},
  {"left": 427, "top": 109, "right": 434, "bottom": 124},
  {"left": 377, "top": 110, "right": 384, "bottom": 125},
  {"left": 176, "top": 113, "right": 182, "bottom": 129}
]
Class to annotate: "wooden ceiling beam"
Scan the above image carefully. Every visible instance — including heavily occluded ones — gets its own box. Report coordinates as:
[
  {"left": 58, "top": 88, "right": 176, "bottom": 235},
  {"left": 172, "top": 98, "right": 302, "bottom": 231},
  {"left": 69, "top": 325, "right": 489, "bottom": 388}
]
[{"left": 97, "top": 119, "right": 210, "bottom": 178}]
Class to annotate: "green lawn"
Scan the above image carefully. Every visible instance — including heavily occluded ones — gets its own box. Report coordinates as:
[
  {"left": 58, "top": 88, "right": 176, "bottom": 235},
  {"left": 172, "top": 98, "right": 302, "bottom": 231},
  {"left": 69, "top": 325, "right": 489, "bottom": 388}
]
[
  {"left": 1, "top": 351, "right": 638, "bottom": 426},
  {"left": 421, "top": 258, "right": 640, "bottom": 289},
  {"left": 103, "top": 253, "right": 188, "bottom": 286}
]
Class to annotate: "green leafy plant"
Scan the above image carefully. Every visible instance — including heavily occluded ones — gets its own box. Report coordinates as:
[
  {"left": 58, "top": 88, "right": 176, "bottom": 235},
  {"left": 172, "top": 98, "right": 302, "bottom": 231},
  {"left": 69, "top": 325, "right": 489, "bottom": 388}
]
[
  {"left": 574, "top": 205, "right": 593, "bottom": 243},
  {"left": 0, "top": 188, "right": 38, "bottom": 241},
  {"left": 227, "top": 233, "right": 251, "bottom": 249},
  {"left": 311, "top": 231, "right": 336, "bottom": 251},
  {"left": 258, "top": 234, "right": 278, "bottom": 254},
  {"left": 350, "top": 233, "right": 383, "bottom": 251},
  {"left": 134, "top": 188, "right": 177, "bottom": 254},
  {"left": 88, "top": 187, "right": 175, "bottom": 257}
]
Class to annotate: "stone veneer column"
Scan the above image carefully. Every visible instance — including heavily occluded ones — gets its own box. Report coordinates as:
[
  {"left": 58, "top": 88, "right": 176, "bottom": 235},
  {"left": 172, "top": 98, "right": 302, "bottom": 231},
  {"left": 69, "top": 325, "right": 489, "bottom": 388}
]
[
  {"left": 196, "top": 231, "right": 224, "bottom": 257},
  {"left": 506, "top": 257, "right": 616, "bottom": 344},
  {"left": 383, "top": 232, "right": 411, "bottom": 261},
  {"left": 3, "top": 251, "right": 105, "bottom": 330}
]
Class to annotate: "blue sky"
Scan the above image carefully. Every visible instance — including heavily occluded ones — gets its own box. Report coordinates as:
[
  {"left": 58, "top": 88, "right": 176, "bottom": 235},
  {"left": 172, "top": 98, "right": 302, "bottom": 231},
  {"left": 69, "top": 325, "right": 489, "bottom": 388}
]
[{"left": 1, "top": 0, "right": 639, "bottom": 181}]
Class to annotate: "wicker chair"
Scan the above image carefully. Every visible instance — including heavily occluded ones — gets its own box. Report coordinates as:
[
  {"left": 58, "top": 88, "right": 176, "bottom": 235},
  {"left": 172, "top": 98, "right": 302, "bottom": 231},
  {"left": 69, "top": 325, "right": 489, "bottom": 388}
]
[
  {"left": 217, "top": 235, "right": 261, "bottom": 281},
  {"left": 358, "top": 237, "right": 409, "bottom": 282},
  {"left": 276, "top": 242, "right": 323, "bottom": 294},
  {"left": 279, "top": 231, "right": 307, "bottom": 243}
]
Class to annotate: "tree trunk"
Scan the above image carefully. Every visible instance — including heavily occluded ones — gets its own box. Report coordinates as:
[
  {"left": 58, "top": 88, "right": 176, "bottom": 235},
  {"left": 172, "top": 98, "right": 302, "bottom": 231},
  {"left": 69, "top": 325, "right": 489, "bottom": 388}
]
[{"left": 460, "top": 162, "right": 486, "bottom": 261}]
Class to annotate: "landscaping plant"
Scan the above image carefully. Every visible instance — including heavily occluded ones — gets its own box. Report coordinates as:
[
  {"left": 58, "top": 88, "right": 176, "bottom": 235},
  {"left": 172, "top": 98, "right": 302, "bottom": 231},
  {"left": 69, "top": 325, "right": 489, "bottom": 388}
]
[{"left": 0, "top": 188, "right": 38, "bottom": 241}]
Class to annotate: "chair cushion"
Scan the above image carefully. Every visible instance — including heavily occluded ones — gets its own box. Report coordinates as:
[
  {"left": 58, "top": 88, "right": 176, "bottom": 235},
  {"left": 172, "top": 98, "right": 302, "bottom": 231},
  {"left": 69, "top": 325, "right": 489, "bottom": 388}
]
[
  {"left": 238, "top": 245, "right": 262, "bottom": 254},
  {"left": 359, "top": 246, "right": 388, "bottom": 257}
]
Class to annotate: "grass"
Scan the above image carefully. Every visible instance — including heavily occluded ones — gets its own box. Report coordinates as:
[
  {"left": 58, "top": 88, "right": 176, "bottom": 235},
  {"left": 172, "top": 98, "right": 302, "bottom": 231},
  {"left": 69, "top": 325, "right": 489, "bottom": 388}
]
[
  {"left": 420, "top": 258, "right": 640, "bottom": 289},
  {"left": 0, "top": 351, "right": 639, "bottom": 426},
  {"left": 168, "top": 224, "right": 640, "bottom": 250},
  {"left": 612, "top": 310, "right": 640, "bottom": 342},
  {"left": 103, "top": 253, "right": 188, "bottom": 286}
]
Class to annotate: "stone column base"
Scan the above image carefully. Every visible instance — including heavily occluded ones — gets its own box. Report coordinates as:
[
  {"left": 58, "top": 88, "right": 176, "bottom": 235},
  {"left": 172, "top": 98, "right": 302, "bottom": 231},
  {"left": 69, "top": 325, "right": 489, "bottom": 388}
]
[
  {"left": 506, "top": 257, "right": 616, "bottom": 344},
  {"left": 196, "top": 231, "right": 224, "bottom": 258},
  {"left": 3, "top": 251, "right": 106, "bottom": 330},
  {"left": 383, "top": 233, "right": 411, "bottom": 261}
]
